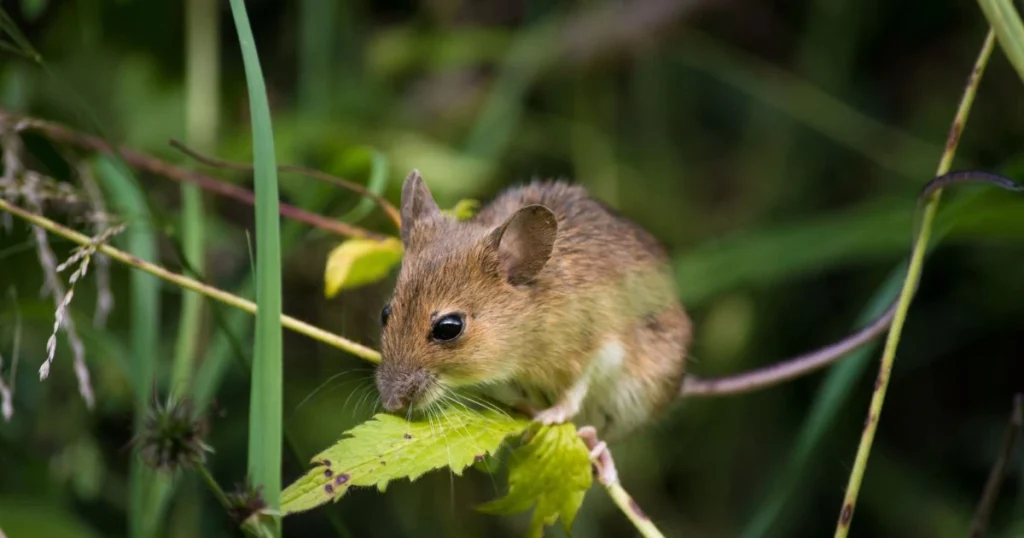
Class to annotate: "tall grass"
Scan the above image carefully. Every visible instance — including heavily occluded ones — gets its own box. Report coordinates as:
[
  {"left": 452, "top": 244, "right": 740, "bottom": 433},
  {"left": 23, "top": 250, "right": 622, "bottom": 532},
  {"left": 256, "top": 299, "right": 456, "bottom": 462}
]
[
  {"left": 94, "top": 155, "right": 160, "bottom": 538},
  {"left": 227, "top": 1, "right": 285, "bottom": 534}
]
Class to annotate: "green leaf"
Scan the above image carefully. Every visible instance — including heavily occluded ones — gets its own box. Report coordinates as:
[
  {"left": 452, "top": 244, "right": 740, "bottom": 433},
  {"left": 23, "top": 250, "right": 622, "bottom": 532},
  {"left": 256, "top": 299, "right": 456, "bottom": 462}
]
[
  {"left": 977, "top": 0, "right": 1024, "bottom": 85},
  {"left": 442, "top": 199, "right": 481, "bottom": 221},
  {"left": 334, "top": 146, "right": 391, "bottom": 225},
  {"left": 280, "top": 407, "right": 531, "bottom": 515},
  {"left": 228, "top": 0, "right": 284, "bottom": 530},
  {"left": 478, "top": 423, "right": 593, "bottom": 537},
  {"left": 323, "top": 236, "right": 404, "bottom": 298}
]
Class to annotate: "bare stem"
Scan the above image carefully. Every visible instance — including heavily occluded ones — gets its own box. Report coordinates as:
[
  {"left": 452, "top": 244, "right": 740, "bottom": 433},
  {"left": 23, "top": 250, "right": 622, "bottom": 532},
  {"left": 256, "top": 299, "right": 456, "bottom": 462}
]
[
  {"left": 968, "top": 393, "right": 1023, "bottom": 538},
  {"left": 578, "top": 427, "right": 666, "bottom": 538},
  {"left": 0, "top": 109, "right": 385, "bottom": 240},
  {"left": 832, "top": 29, "right": 996, "bottom": 537},
  {"left": 169, "top": 139, "right": 402, "bottom": 228},
  {"left": 0, "top": 197, "right": 382, "bottom": 364},
  {"left": 196, "top": 463, "right": 233, "bottom": 512}
]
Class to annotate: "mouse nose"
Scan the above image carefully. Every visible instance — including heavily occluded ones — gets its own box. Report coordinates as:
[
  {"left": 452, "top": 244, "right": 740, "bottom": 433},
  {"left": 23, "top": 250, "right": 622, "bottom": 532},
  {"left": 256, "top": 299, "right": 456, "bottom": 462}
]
[{"left": 382, "top": 393, "right": 409, "bottom": 412}]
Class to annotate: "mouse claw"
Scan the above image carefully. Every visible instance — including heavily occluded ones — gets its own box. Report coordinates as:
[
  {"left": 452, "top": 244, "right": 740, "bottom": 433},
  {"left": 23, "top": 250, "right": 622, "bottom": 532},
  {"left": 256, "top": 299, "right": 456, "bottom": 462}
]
[{"left": 576, "top": 425, "right": 618, "bottom": 485}]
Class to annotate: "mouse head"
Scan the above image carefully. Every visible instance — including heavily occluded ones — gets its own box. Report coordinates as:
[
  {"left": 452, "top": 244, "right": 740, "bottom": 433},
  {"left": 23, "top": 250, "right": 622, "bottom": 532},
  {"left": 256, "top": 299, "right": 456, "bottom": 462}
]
[{"left": 375, "top": 170, "right": 557, "bottom": 414}]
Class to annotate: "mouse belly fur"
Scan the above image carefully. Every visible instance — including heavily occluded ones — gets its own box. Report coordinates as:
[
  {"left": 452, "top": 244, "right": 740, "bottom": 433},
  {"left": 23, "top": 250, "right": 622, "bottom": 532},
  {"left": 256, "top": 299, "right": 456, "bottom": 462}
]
[{"left": 479, "top": 305, "right": 690, "bottom": 441}]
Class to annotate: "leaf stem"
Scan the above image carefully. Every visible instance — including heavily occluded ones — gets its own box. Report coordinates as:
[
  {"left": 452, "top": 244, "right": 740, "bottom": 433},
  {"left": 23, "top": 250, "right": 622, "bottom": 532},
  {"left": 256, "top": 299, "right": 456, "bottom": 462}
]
[
  {"left": 604, "top": 482, "right": 666, "bottom": 538},
  {"left": 832, "top": 28, "right": 995, "bottom": 537},
  {"left": 0, "top": 197, "right": 382, "bottom": 363},
  {"left": 578, "top": 427, "right": 666, "bottom": 538},
  {"left": 196, "top": 463, "right": 232, "bottom": 511}
]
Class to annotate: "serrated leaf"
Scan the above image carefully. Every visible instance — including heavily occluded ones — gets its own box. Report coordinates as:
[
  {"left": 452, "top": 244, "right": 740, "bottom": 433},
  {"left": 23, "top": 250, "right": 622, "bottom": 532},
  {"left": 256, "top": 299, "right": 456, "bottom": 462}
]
[
  {"left": 478, "top": 423, "right": 593, "bottom": 537},
  {"left": 323, "top": 237, "right": 404, "bottom": 298},
  {"left": 280, "top": 407, "right": 531, "bottom": 515},
  {"left": 443, "top": 199, "right": 481, "bottom": 221}
]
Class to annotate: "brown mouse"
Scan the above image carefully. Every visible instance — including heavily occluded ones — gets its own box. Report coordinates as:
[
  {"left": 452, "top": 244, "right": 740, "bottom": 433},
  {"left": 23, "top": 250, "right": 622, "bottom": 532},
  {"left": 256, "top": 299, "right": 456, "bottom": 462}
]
[
  {"left": 376, "top": 170, "right": 692, "bottom": 442},
  {"left": 374, "top": 167, "right": 1024, "bottom": 447}
]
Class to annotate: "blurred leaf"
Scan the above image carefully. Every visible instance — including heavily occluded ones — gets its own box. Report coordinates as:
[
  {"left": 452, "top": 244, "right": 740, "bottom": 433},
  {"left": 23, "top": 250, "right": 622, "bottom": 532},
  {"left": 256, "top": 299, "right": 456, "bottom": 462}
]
[
  {"left": 978, "top": 0, "right": 1024, "bottom": 85},
  {"left": 675, "top": 191, "right": 1024, "bottom": 306},
  {"left": 323, "top": 237, "right": 403, "bottom": 298},
  {"left": 0, "top": 498, "right": 100, "bottom": 538},
  {"left": 21, "top": 0, "right": 46, "bottom": 21},
  {"left": 333, "top": 146, "right": 390, "bottom": 224},
  {"left": 478, "top": 424, "right": 593, "bottom": 537},
  {"left": 741, "top": 265, "right": 905, "bottom": 538},
  {"left": 280, "top": 407, "right": 530, "bottom": 515},
  {"left": 443, "top": 199, "right": 481, "bottom": 221},
  {"left": 94, "top": 155, "right": 161, "bottom": 538}
]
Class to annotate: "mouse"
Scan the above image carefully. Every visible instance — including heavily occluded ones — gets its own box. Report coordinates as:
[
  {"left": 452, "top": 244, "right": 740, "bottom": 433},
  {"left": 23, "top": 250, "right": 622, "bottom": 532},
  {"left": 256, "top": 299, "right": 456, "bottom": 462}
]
[
  {"left": 376, "top": 170, "right": 692, "bottom": 442},
  {"left": 374, "top": 168, "right": 1024, "bottom": 448}
]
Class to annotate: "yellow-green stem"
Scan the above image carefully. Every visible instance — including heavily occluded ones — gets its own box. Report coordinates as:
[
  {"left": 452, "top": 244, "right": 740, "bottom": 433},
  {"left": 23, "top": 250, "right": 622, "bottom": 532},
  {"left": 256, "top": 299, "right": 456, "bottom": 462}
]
[
  {"left": 832, "top": 29, "right": 995, "bottom": 537},
  {"left": 605, "top": 481, "right": 666, "bottom": 538},
  {"left": 0, "top": 197, "right": 381, "bottom": 363}
]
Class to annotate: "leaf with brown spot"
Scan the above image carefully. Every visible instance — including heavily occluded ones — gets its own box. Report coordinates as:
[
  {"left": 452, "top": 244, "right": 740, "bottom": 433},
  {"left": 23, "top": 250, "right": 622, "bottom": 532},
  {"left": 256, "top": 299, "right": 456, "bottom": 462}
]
[{"left": 280, "top": 408, "right": 531, "bottom": 515}]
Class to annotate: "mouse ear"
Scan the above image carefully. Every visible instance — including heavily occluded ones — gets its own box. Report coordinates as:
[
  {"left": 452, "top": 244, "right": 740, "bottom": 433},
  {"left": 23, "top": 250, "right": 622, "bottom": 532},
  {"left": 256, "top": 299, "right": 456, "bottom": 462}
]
[
  {"left": 400, "top": 169, "right": 440, "bottom": 245},
  {"left": 486, "top": 204, "right": 558, "bottom": 285}
]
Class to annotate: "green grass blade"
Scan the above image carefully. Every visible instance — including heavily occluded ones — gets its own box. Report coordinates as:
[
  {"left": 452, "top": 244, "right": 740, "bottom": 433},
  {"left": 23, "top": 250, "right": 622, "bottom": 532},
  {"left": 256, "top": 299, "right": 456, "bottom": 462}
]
[
  {"left": 172, "top": 0, "right": 220, "bottom": 397},
  {"left": 228, "top": 0, "right": 284, "bottom": 532},
  {"left": 145, "top": 0, "right": 223, "bottom": 533},
  {"left": 674, "top": 189, "right": 1024, "bottom": 307},
  {"left": 339, "top": 148, "right": 390, "bottom": 225},
  {"left": 977, "top": 0, "right": 1024, "bottom": 84},
  {"left": 740, "top": 266, "right": 905, "bottom": 538},
  {"left": 94, "top": 156, "right": 160, "bottom": 538}
]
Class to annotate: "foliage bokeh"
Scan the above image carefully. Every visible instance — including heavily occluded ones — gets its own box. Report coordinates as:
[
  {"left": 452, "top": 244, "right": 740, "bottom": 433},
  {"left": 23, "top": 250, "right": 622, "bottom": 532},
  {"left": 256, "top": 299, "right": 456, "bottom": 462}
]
[{"left": 1, "top": 1, "right": 1023, "bottom": 537}]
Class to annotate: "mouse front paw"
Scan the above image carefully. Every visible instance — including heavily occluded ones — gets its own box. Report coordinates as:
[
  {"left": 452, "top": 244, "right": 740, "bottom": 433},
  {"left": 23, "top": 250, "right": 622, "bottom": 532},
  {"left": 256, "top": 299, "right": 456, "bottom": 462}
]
[{"left": 531, "top": 402, "right": 577, "bottom": 425}]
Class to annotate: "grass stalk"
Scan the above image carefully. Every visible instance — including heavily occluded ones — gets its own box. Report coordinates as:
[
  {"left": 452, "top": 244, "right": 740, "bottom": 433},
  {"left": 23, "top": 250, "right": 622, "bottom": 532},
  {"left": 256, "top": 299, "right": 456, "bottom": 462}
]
[
  {"left": 227, "top": 1, "right": 285, "bottom": 534},
  {"left": 832, "top": 29, "right": 996, "bottom": 537},
  {"left": 173, "top": 0, "right": 220, "bottom": 397},
  {"left": 95, "top": 156, "right": 161, "bottom": 538},
  {"left": 0, "top": 197, "right": 379, "bottom": 360}
]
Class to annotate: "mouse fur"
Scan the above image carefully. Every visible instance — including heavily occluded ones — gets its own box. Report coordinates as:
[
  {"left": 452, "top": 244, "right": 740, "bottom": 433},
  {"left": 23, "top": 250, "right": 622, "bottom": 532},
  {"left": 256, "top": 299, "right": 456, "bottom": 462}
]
[{"left": 375, "top": 170, "right": 691, "bottom": 440}]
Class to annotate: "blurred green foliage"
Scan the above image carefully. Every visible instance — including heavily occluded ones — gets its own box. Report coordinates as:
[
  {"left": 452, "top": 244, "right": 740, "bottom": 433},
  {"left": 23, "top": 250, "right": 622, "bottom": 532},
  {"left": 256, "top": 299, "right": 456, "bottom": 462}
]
[{"left": 0, "top": 1, "right": 1023, "bottom": 537}]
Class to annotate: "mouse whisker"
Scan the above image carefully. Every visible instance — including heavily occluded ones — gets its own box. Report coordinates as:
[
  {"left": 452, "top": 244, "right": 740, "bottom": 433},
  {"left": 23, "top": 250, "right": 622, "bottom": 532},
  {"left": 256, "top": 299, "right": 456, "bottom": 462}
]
[{"left": 293, "top": 370, "right": 369, "bottom": 413}]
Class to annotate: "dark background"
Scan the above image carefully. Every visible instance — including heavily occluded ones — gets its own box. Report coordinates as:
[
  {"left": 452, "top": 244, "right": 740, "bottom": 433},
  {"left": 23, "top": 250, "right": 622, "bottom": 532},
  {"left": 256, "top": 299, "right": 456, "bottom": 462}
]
[{"left": 0, "top": 0, "right": 1023, "bottom": 537}]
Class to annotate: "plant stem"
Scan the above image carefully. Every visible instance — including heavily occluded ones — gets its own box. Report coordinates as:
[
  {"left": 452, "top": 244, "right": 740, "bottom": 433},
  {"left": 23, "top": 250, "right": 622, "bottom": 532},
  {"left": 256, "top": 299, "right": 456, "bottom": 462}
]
[
  {"left": 168, "top": 138, "right": 402, "bottom": 227},
  {"left": 832, "top": 29, "right": 995, "bottom": 537},
  {"left": 0, "top": 197, "right": 381, "bottom": 363},
  {"left": 604, "top": 482, "right": 665, "bottom": 538},
  {"left": 968, "top": 393, "right": 1023, "bottom": 538},
  {"left": 196, "top": 464, "right": 232, "bottom": 511},
  {"left": 0, "top": 110, "right": 383, "bottom": 240}
]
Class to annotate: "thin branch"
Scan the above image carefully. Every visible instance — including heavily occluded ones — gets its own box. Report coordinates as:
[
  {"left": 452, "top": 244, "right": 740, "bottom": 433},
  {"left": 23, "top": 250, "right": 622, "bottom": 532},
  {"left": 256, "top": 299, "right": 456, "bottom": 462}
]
[
  {"left": 0, "top": 196, "right": 382, "bottom": 364},
  {"left": 833, "top": 29, "right": 996, "bottom": 538},
  {"left": 679, "top": 166, "right": 1024, "bottom": 399},
  {"left": 0, "top": 109, "right": 386, "bottom": 240},
  {"left": 577, "top": 427, "right": 666, "bottom": 538},
  {"left": 968, "top": 393, "right": 1023, "bottom": 538},
  {"left": 169, "top": 139, "right": 402, "bottom": 228}
]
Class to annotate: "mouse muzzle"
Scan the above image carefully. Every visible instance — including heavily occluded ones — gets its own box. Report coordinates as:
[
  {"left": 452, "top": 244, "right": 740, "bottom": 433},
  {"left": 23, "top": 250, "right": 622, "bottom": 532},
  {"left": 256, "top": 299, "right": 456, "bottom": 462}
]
[{"left": 375, "top": 363, "right": 434, "bottom": 413}]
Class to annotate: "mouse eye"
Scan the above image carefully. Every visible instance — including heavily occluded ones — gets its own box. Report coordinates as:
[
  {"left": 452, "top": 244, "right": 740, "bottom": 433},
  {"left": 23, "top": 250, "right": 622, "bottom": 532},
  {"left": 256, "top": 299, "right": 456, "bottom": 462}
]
[
  {"left": 380, "top": 303, "right": 391, "bottom": 327},
  {"left": 431, "top": 313, "right": 464, "bottom": 342}
]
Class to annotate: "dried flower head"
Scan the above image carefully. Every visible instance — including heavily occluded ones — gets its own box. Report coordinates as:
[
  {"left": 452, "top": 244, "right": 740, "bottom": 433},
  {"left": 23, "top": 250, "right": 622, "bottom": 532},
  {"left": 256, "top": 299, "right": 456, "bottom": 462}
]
[
  {"left": 226, "top": 480, "right": 268, "bottom": 524},
  {"left": 133, "top": 397, "right": 212, "bottom": 472}
]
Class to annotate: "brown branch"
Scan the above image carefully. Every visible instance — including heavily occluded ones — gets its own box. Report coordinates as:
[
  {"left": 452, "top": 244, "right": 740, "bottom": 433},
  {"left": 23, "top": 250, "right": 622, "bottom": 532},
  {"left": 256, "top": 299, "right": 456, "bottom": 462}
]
[
  {"left": 168, "top": 139, "right": 402, "bottom": 228},
  {"left": 680, "top": 170, "right": 1024, "bottom": 399},
  {"left": 969, "top": 393, "right": 1023, "bottom": 538},
  {"left": 0, "top": 109, "right": 386, "bottom": 240}
]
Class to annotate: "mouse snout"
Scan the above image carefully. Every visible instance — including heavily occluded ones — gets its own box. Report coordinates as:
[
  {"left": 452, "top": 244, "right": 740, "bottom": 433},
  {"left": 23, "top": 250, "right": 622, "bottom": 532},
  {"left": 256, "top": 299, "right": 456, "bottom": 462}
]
[{"left": 376, "top": 365, "right": 432, "bottom": 413}]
